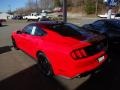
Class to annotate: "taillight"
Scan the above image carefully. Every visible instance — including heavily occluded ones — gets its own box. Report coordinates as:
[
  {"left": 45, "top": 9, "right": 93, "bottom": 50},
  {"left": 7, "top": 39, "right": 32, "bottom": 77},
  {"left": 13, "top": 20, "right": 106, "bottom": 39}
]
[{"left": 70, "top": 49, "right": 87, "bottom": 60}]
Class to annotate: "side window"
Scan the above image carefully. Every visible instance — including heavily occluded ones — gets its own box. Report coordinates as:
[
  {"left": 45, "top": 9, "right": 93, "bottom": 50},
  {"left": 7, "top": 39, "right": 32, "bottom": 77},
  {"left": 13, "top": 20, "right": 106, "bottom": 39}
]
[
  {"left": 23, "top": 25, "right": 33, "bottom": 34},
  {"left": 34, "top": 26, "right": 44, "bottom": 36},
  {"left": 29, "top": 26, "right": 44, "bottom": 36},
  {"left": 22, "top": 24, "right": 44, "bottom": 36}
]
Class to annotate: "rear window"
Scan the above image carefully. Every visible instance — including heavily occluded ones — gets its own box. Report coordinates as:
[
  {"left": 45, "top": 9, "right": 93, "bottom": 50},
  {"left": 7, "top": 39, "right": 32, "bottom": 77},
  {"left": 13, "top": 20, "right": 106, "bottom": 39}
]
[
  {"left": 110, "top": 20, "right": 120, "bottom": 29},
  {"left": 92, "top": 21, "right": 105, "bottom": 28},
  {"left": 47, "top": 24, "right": 82, "bottom": 36}
]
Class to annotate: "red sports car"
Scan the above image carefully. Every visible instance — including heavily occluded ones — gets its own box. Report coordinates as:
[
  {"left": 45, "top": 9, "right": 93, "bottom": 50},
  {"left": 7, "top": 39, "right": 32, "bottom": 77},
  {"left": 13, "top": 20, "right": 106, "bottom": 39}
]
[{"left": 11, "top": 21, "right": 108, "bottom": 78}]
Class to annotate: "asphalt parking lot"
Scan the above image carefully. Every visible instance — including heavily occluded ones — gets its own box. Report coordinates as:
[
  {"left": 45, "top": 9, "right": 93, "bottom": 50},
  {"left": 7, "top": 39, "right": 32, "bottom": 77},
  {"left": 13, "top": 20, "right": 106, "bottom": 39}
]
[{"left": 0, "top": 19, "right": 120, "bottom": 90}]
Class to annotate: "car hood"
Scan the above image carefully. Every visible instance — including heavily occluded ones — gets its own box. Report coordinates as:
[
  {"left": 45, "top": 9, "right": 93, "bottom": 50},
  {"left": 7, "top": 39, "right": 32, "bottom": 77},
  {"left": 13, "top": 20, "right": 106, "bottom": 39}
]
[{"left": 43, "top": 30, "right": 105, "bottom": 48}]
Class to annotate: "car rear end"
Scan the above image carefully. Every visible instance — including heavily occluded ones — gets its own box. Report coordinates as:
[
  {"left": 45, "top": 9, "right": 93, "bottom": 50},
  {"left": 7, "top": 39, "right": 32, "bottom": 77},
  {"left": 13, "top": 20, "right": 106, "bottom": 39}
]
[
  {"left": 58, "top": 37, "right": 108, "bottom": 78},
  {"left": 37, "top": 22, "right": 108, "bottom": 78}
]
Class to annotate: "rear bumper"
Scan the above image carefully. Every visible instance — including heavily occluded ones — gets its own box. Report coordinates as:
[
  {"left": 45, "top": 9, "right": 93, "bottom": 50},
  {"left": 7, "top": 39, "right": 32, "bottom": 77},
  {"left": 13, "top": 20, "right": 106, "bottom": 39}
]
[
  {"left": 58, "top": 51, "right": 108, "bottom": 79},
  {"left": 79, "top": 57, "right": 111, "bottom": 77}
]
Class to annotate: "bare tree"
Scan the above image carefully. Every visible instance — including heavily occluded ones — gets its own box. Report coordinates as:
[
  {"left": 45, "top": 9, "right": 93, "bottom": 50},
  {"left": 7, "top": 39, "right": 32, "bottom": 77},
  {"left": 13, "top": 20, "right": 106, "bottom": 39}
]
[
  {"left": 26, "top": 0, "right": 36, "bottom": 9},
  {"left": 14, "top": 0, "right": 120, "bottom": 15},
  {"left": 38, "top": 0, "right": 54, "bottom": 9}
]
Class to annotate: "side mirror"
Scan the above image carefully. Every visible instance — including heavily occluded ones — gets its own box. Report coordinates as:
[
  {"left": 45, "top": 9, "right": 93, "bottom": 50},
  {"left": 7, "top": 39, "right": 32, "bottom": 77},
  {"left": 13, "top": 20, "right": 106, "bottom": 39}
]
[{"left": 16, "top": 30, "right": 22, "bottom": 34}]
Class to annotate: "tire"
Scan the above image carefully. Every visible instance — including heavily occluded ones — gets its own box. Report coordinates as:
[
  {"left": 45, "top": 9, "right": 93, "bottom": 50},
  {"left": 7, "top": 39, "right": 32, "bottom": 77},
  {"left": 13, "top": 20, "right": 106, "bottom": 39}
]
[
  {"left": 12, "top": 38, "right": 19, "bottom": 50},
  {"left": 37, "top": 52, "right": 54, "bottom": 77}
]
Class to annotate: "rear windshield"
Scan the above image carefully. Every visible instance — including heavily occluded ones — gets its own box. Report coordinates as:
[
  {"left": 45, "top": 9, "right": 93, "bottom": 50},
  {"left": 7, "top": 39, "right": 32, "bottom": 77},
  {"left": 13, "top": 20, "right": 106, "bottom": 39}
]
[
  {"left": 109, "top": 20, "right": 120, "bottom": 29},
  {"left": 92, "top": 21, "right": 105, "bottom": 29},
  {"left": 47, "top": 24, "right": 82, "bottom": 36}
]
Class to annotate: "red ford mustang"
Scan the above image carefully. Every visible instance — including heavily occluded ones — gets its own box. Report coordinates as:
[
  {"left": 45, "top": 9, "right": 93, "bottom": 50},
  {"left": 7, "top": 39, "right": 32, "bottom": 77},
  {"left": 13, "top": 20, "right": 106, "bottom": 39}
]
[{"left": 11, "top": 21, "right": 108, "bottom": 78}]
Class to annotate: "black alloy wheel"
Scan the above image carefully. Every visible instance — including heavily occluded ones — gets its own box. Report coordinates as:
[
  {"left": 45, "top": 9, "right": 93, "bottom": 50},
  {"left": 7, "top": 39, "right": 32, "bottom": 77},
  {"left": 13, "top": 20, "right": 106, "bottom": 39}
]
[{"left": 37, "top": 52, "right": 54, "bottom": 77}]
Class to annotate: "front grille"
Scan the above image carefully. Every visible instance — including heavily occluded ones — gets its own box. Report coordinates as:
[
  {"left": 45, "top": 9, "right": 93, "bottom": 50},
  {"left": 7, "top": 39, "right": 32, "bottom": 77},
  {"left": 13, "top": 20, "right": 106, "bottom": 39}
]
[{"left": 85, "top": 39, "right": 107, "bottom": 56}]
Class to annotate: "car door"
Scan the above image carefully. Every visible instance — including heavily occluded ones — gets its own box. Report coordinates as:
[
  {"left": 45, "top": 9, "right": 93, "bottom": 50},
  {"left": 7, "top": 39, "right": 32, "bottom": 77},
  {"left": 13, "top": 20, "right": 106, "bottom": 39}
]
[
  {"left": 23, "top": 24, "right": 45, "bottom": 57},
  {"left": 18, "top": 24, "right": 33, "bottom": 52}
]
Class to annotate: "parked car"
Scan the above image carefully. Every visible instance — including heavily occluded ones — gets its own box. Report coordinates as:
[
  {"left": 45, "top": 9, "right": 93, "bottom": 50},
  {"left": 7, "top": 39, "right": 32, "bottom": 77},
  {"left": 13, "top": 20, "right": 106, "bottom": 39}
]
[
  {"left": 23, "top": 14, "right": 42, "bottom": 21},
  {"left": 82, "top": 19, "right": 120, "bottom": 45},
  {"left": 39, "top": 16, "right": 51, "bottom": 21},
  {"left": 98, "top": 13, "right": 115, "bottom": 19},
  {"left": 98, "top": 13, "right": 115, "bottom": 18},
  {"left": 12, "top": 15, "right": 23, "bottom": 20},
  {"left": 98, "top": 13, "right": 120, "bottom": 19},
  {"left": 0, "top": 19, "right": 6, "bottom": 26},
  {"left": 11, "top": 21, "right": 108, "bottom": 78},
  {"left": 23, "top": 13, "right": 49, "bottom": 21}
]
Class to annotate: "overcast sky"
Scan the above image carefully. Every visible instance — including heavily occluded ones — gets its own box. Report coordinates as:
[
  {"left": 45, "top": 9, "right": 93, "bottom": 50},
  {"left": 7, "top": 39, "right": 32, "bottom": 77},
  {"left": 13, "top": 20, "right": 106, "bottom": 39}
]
[{"left": 0, "top": 0, "right": 28, "bottom": 12}]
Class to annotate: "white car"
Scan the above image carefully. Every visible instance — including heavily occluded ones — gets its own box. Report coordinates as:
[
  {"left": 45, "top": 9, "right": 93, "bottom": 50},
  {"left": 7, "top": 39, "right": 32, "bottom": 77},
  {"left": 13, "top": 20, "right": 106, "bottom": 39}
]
[
  {"left": 25, "top": 15, "right": 42, "bottom": 20},
  {"left": 98, "top": 13, "right": 115, "bottom": 19},
  {"left": 23, "top": 13, "right": 48, "bottom": 21},
  {"left": 98, "top": 13, "right": 120, "bottom": 19}
]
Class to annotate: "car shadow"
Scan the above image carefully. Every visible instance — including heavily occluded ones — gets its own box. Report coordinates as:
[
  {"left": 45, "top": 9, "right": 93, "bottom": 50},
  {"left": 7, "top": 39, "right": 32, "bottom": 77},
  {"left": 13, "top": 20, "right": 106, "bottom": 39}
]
[
  {"left": 0, "top": 46, "right": 120, "bottom": 90},
  {"left": 76, "top": 46, "right": 120, "bottom": 90},
  {"left": 0, "top": 46, "right": 12, "bottom": 54},
  {"left": 0, "top": 65, "right": 66, "bottom": 90}
]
